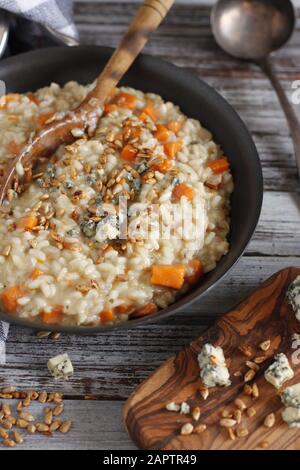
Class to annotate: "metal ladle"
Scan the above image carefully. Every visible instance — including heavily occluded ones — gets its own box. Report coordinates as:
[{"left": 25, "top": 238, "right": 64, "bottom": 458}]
[{"left": 211, "top": 0, "right": 300, "bottom": 179}]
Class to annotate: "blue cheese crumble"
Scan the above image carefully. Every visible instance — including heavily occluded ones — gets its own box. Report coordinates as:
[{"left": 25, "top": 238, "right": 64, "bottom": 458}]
[
  {"left": 47, "top": 353, "right": 74, "bottom": 380},
  {"left": 287, "top": 275, "right": 300, "bottom": 321},
  {"left": 198, "top": 343, "right": 231, "bottom": 388},
  {"left": 281, "top": 382, "right": 300, "bottom": 408},
  {"left": 281, "top": 382, "right": 300, "bottom": 428},
  {"left": 281, "top": 407, "right": 300, "bottom": 428},
  {"left": 264, "top": 353, "right": 294, "bottom": 389}
]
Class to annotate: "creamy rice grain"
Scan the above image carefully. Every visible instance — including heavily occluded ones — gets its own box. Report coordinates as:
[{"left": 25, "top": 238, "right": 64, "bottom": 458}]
[{"left": 0, "top": 83, "right": 233, "bottom": 327}]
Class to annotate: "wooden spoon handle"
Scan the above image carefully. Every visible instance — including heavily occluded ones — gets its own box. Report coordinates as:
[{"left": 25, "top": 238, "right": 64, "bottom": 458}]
[
  {"left": 0, "top": 0, "right": 174, "bottom": 205},
  {"left": 84, "top": 0, "right": 175, "bottom": 106}
]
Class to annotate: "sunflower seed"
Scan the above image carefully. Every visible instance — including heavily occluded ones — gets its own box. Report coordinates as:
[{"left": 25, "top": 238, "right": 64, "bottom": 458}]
[
  {"left": 3, "top": 439, "right": 16, "bottom": 447},
  {"left": 1, "top": 419, "right": 12, "bottom": 429},
  {"left": 50, "top": 332, "right": 61, "bottom": 340},
  {"left": 260, "top": 440, "right": 269, "bottom": 449},
  {"left": 36, "top": 331, "right": 51, "bottom": 338},
  {"left": 0, "top": 427, "right": 8, "bottom": 439},
  {"left": 247, "top": 406, "right": 256, "bottom": 418},
  {"left": 16, "top": 401, "right": 23, "bottom": 412},
  {"left": 194, "top": 424, "right": 207, "bottom": 434},
  {"left": 234, "top": 398, "right": 247, "bottom": 411},
  {"left": 2, "top": 403, "right": 11, "bottom": 417},
  {"left": 53, "top": 393, "right": 63, "bottom": 404},
  {"left": 44, "top": 410, "right": 53, "bottom": 425},
  {"left": 22, "top": 395, "right": 31, "bottom": 407},
  {"left": 252, "top": 383, "right": 259, "bottom": 398},
  {"left": 180, "top": 422, "right": 194, "bottom": 435},
  {"left": 38, "top": 391, "right": 47, "bottom": 403},
  {"left": 199, "top": 387, "right": 209, "bottom": 400},
  {"left": 13, "top": 431, "right": 23, "bottom": 444},
  {"left": 220, "top": 418, "right": 237, "bottom": 428},
  {"left": 244, "top": 369, "right": 256, "bottom": 382},
  {"left": 6, "top": 415, "right": 16, "bottom": 425},
  {"left": 49, "top": 420, "right": 62, "bottom": 432},
  {"left": 259, "top": 340, "right": 271, "bottom": 352},
  {"left": 234, "top": 409, "right": 242, "bottom": 424},
  {"left": 30, "top": 391, "right": 39, "bottom": 400},
  {"left": 1, "top": 386, "right": 16, "bottom": 394},
  {"left": 19, "top": 411, "right": 35, "bottom": 422},
  {"left": 192, "top": 407, "right": 201, "bottom": 421},
  {"left": 246, "top": 360, "right": 260, "bottom": 371},
  {"left": 16, "top": 418, "right": 28, "bottom": 429},
  {"left": 254, "top": 356, "right": 267, "bottom": 364},
  {"left": 264, "top": 413, "right": 275, "bottom": 428},
  {"left": 228, "top": 428, "right": 236, "bottom": 440},
  {"left": 27, "top": 424, "right": 36, "bottom": 434},
  {"left": 53, "top": 404, "right": 64, "bottom": 417},
  {"left": 59, "top": 420, "right": 72, "bottom": 433},
  {"left": 36, "top": 423, "right": 49, "bottom": 432},
  {"left": 222, "top": 409, "right": 233, "bottom": 418}
]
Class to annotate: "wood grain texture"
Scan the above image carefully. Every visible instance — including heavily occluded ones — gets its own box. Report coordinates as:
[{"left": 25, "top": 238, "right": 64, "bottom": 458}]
[
  {"left": 0, "top": 400, "right": 135, "bottom": 450},
  {"left": 2, "top": 0, "right": 300, "bottom": 449},
  {"left": 124, "top": 267, "right": 300, "bottom": 450}
]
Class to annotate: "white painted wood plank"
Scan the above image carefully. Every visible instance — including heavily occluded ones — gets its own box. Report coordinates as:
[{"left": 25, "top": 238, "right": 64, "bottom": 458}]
[
  {"left": 249, "top": 192, "right": 300, "bottom": 256},
  {"left": 0, "top": 400, "right": 135, "bottom": 450}
]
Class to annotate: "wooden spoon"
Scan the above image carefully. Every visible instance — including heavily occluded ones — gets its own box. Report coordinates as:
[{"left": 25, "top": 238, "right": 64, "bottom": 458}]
[{"left": 0, "top": 0, "right": 174, "bottom": 204}]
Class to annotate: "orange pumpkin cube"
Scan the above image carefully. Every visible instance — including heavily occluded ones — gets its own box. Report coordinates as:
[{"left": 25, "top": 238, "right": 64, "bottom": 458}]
[
  {"left": 208, "top": 158, "right": 229, "bottom": 174},
  {"left": 104, "top": 103, "right": 118, "bottom": 115},
  {"left": 120, "top": 144, "right": 138, "bottom": 161},
  {"left": 115, "top": 92, "right": 137, "bottom": 109},
  {"left": 1, "top": 286, "right": 24, "bottom": 313},
  {"left": 41, "top": 306, "right": 63, "bottom": 325},
  {"left": 163, "top": 140, "right": 183, "bottom": 159},
  {"left": 154, "top": 124, "right": 170, "bottom": 142},
  {"left": 150, "top": 265, "right": 186, "bottom": 289},
  {"left": 172, "top": 183, "right": 195, "bottom": 202},
  {"left": 139, "top": 100, "right": 157, "bottom": 122},
  {"left": 100, "top": 309, "right": 114, "bottom": 323},
  {"left": 17, "top": 214, "right": 38, "bottom": 231},
  {"left": 151, "top": 158, "right": 173, "bottom": 174},
  {"left": 167, "top": 120, "right": 182, "bottom": 133}
]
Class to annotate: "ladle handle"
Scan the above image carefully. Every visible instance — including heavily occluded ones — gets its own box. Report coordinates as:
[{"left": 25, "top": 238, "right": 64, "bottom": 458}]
[{"left": 259, "top": 57, "right": 300, "bottom": 181}]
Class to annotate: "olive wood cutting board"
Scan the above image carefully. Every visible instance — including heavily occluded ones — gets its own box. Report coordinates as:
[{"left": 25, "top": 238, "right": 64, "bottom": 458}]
[{"left": 124, "top": 267, "right": 300, "bottom": 450}]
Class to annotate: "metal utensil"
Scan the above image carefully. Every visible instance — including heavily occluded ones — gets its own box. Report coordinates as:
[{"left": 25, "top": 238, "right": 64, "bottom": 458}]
[
  {"left": 0, "top": 10, "right": 9, "bottom": 58},
  {"left": 211, "top": 0, "right": 300, "bottom": 179},
  {"left": 43, "top": 25, "right": 79, "bottom": 47}
]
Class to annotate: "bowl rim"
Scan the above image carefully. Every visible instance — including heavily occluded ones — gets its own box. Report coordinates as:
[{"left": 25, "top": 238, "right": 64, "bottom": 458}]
[{"left": 0, "top": 45, "right": 263, "bottom": 334}]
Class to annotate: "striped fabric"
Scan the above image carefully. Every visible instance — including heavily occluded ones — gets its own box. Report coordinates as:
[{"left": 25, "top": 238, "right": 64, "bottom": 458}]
[
  {"left": 0, "top": 321, "right": 9, "bottom": 364},
  {"left": 0, "top": 0, "right": 78, "bottom": 39}
]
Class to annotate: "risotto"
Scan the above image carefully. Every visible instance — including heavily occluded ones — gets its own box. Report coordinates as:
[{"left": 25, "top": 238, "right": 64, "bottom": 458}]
[{"left": 0, "top": 82, "right": 233, "bottom": 326}]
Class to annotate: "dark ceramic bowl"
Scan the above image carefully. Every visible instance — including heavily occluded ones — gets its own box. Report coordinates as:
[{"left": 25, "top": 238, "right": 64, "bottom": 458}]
[{"left": 0, "top": 46, "right": 263, "bottom": 334}]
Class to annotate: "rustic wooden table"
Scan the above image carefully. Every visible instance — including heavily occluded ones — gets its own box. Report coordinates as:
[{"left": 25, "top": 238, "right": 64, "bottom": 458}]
[{"left": 1, "top": 0, "right": 300, "bottom": 450}]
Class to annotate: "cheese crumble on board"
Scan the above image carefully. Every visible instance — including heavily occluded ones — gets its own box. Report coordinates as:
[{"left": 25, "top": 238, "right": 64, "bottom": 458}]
[
  {"left": 287, "top": 275, "right": 300, "bottom": 322},
  {"left": 264, "top": 353, "right": 294, "bottom": 389},
  {"left": 281, "top": 382, "right": 300, "bottom": 428},
  {"left": 198, "top": 343, "right": 231, "bottom": 388}
]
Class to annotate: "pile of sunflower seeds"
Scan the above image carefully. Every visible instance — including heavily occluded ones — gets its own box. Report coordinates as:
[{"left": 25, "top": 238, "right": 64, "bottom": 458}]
[{"left": 0, "top": 387, "right": 72, "bottom": 448}]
